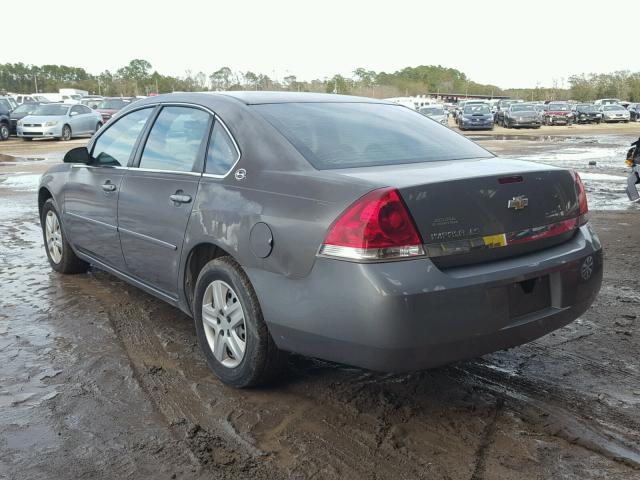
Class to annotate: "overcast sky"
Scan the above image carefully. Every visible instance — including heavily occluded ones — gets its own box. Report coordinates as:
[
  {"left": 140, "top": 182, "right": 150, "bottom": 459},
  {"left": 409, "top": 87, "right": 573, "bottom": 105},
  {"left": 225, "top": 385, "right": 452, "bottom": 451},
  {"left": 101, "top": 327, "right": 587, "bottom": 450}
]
[{"left": 5, "top": 1, "right": 638, "bottom": 89}]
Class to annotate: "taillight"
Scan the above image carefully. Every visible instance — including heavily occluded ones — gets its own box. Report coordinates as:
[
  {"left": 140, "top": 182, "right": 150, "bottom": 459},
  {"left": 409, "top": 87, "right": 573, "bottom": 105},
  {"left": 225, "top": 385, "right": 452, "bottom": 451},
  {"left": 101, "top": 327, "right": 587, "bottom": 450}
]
[
  {"left": 319, "top": 188, "right": 425, "bottom": 261},
  {"left": 575, "top": 171, "right": 589, "bottom": 225}
]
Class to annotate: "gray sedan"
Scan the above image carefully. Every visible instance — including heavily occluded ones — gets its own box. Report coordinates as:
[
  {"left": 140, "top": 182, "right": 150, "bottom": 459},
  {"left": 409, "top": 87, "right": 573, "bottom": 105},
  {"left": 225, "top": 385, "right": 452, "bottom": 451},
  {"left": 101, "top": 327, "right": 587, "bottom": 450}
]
[
  {"left": 18, "top": 103, "right": 103, "bottom": 140},
  {"left": 418, "top": 105, "right": 448, "bottom": 125},
  {"left": 38, "top": 92, "right": 603, "bottom": 387}
]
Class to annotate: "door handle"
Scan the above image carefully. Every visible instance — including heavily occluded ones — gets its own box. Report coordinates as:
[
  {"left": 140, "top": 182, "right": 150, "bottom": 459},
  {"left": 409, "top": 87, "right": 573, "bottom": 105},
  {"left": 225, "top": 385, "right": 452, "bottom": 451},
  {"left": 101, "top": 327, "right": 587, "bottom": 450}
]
[
  {"left": 101, "top": 182, "right": 116, "bottom": 192},
  {"left": 169, "top": 194, "right": 192, "bottom": 204}
]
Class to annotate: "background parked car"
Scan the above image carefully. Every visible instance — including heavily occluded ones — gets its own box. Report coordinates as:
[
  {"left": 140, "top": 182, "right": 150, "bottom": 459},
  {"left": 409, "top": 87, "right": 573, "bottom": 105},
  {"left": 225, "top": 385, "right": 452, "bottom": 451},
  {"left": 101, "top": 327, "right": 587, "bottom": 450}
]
[
  {"left": 80, "top": 96, "right": 104, "bottom": 109},
  {"left": 543, "top": 102, "right": 573, "bottom": 125},
  {"left": 0, "top": 95, "right": 17, "bottom": 111},
  {"left": 573, "top": 104, "right": 602, "bottom": 124},
  {"left": 9, "top": 102, "right": 42, "bottom": 135},
  {"left": 503, "top": 103, "right": 542, "bottom": 129},
  {"left": 0, "top": 104, "right": 10, "bottom": 141},
  {"left": 627, "top": 103, "right": 640, "bottom": 121},
  {"left": 17, "top": 103, "right": 103, "bottom": 141},
  {"left": 600, "top": 104, "right": 630, "bottom": 123},
  {"left": 96, "top": 97, "right": 136, "bottom": 123},
  {"left": 458, "top": 103, "right": 494, "bottom": 130},
  {"left": 13, "top": 94, "right": 50, "bottom": 105},
  {"left": 418, "top": 104, "right": 449, "bottom": 125},
  {"left": 494, "top": 99, "right": 520, "bottom": 125}
]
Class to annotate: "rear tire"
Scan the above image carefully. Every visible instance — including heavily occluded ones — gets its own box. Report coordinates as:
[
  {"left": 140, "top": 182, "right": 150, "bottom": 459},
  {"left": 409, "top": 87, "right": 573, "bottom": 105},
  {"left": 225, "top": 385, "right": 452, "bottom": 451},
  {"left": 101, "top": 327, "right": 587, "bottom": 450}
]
[
  {"left": 41, "top": 199, "right": 89, "bottom": 274},
  {"left": 194, "top": 256, "right": 287, "bottom": 388},
  {"left": 60, "top": 125, "right": 72, "bottom": 141}
]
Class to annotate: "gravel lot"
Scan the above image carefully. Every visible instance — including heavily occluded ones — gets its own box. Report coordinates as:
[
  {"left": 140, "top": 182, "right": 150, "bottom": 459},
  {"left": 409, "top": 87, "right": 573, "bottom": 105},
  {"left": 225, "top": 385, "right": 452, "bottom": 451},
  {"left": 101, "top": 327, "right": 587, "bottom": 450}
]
[{"left": 1, "top": 126, "right": 639, "bottom": 479}]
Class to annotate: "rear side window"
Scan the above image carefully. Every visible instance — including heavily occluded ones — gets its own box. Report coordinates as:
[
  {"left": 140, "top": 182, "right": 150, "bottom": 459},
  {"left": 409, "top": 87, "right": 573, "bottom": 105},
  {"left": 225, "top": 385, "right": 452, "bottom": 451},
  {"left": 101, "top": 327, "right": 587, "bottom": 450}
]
[
  {"left": 139, "top": 106, "right": 210, "bottom": 173},
  {"left": 254, "top": 103, "right": 493, "bottom": 170},
  {"left": 205, "top": 121, "right": 239, "bottom": 175},
  {"left": 92, "top": 108, "right": 152, "bottom": 166}
]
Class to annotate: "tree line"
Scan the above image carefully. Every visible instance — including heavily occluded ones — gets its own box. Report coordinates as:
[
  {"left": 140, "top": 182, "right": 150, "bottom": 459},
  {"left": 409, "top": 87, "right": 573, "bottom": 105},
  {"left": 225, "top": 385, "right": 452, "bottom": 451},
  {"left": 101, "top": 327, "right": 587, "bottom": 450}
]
[{"left": 1, "top": 59, "right": 640, "bottom": 102}]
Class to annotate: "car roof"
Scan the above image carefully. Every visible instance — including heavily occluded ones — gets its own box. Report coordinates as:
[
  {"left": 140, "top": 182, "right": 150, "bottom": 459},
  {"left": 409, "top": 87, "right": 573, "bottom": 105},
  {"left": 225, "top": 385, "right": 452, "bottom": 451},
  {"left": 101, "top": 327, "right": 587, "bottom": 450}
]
[{"left": 205, "top": 91, "right": 392, "bottom": 105}]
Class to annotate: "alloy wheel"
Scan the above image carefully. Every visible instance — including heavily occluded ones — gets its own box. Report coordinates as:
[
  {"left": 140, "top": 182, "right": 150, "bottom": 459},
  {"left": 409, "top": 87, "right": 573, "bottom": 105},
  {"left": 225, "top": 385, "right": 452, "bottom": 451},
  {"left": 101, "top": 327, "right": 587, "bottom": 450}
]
[
  {"left": 45, "top": 210, "right": 63, "bottom": 264},
  {"left": 201, "top": 280, "right": 247, "bottom": 368}
]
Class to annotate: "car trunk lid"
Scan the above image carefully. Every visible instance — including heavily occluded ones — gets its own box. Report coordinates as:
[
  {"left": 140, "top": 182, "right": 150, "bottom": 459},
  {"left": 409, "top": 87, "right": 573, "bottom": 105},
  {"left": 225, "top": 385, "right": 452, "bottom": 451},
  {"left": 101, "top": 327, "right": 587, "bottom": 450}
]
[{"left": 328, "top": 158, "right": 581, "bottom": 267}]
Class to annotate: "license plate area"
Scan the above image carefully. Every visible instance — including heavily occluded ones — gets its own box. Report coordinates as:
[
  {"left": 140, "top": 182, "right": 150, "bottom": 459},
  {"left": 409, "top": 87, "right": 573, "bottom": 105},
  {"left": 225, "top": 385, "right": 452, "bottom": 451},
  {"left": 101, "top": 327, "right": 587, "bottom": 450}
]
[{"left": 507, "top": 275, "right": 550, "bottom": 319}]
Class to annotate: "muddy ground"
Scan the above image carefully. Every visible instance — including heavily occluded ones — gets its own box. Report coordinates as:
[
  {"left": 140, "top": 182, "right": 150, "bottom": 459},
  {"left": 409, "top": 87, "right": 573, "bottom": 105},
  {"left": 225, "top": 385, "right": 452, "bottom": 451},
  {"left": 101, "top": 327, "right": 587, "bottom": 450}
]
[{"left": 0, "top": 129, "right": 639, "bottom": 480}]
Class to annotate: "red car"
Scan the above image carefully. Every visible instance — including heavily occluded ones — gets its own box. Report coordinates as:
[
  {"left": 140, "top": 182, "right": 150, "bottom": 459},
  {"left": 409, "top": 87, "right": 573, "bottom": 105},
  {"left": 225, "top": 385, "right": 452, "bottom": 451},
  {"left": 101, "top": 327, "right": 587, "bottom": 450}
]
[
  {"left": 543, "top": 102, "right": 574, "bottom": 126},
  {"left": 95, "top": 97, "right": 135, "bottom": 123}
]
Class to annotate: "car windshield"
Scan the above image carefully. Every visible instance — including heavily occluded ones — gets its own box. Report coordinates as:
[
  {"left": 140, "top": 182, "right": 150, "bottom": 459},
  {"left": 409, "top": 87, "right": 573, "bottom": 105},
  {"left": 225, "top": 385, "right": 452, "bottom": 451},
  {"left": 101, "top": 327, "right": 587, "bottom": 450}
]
[
  {"left": 254, "top": 103, "right": 493, "bottom": 169},
  {"left": 464, "top": 105, "right": 491, "bottom": 114},
  {"left": 98, "top": 99, "right": 130, "bottom": 109},
  {"left": 14, "top": 103, "right": 39, "bottom": 114},
  {"left": 511, "top": 104, "right": 536, "bottom": 112},
  {"left": 603, "top": 105, "right": 623, "bottom": 111},
  {"left": 0, "top": 99, "right": 12, "bottom": 111},
  {"left": 420, "top": 107, "right": 445, "bottom": 115},
  {"left": 33, "top": 104, "right": 69, "bottom": 116},
  {"left": 548, "top": 104, "right": 570, "bottom": 111}
]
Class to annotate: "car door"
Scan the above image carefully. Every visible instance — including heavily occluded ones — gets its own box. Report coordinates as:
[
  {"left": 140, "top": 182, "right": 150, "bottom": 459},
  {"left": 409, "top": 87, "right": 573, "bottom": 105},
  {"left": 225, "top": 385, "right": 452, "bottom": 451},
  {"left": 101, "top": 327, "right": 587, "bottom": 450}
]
[
  {"left": 117, "top": 105, "right": 212, "bottom": 295},
  {"left": 76, "top": 104, "right": 94, "bottom": 133},
  {"left": 63, "top": 107, "right": 154, "bottom": 270},
  {"left": 69, "top": 105, "right": 84, "bottom": 133}
]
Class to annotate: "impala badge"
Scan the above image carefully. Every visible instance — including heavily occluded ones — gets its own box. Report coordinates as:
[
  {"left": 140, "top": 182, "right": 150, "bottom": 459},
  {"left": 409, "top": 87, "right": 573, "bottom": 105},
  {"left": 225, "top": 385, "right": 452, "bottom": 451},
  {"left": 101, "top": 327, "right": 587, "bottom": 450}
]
[{"left": 508, "top": 195, "right": 528, "bottom": 210}]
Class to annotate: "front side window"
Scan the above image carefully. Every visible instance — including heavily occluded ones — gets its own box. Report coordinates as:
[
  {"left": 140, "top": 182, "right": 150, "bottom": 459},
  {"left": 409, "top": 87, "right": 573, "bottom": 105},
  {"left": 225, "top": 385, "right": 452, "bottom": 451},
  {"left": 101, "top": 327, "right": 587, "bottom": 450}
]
[
  {"left": 92, "top": 108, "right": 152, "bottom": 166},
  {"left": 255, "top": 103, "right": 493, "bottom": 169},
  {"left": 139, "top": 106, "right": 210, "bottom": 173},
  {"left": 205, "top": 121, "right": 239, "bottom": 175}
]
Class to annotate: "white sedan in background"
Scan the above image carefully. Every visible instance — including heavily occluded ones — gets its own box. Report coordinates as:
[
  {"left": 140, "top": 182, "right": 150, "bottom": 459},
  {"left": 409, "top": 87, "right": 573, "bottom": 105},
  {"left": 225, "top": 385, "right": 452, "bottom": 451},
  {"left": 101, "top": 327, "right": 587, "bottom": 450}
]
[{"left": 17, "top": 103, "right": 103, "bottom": 141}]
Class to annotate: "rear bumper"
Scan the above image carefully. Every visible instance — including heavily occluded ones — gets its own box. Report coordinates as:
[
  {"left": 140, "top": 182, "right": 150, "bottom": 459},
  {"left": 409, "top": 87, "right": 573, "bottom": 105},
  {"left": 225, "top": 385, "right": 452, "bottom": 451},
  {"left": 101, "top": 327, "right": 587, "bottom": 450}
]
[{"left": 248, "top": 224, "right": 603, "bottom": 372}]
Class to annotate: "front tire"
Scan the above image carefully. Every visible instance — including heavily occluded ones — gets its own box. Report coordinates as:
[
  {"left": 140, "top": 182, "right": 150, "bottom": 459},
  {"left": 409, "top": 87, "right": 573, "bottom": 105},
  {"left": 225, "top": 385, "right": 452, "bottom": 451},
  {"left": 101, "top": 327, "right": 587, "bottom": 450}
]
[
  {"left": 0, "top": 123, "right": 9, "bottom": 141},
  {"left": 194, "top": 256, "right": 287, "bottom": 388},
  {"left": 41, "top": 199, "right": 89, "bottom": 274}
]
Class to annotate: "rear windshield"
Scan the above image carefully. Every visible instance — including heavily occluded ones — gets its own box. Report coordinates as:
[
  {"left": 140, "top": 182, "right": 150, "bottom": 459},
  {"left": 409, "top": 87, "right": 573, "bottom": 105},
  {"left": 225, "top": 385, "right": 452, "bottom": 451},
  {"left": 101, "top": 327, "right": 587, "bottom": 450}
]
[{"left": 254, "top": 103, "right": 493, "bottom": 169}]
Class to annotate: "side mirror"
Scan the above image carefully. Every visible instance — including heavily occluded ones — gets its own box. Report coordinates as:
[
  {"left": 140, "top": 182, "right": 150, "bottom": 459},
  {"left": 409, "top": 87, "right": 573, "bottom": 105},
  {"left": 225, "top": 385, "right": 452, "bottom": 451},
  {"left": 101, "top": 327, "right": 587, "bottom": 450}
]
[{"left": 63, "top": 146, "right": 91, "bottom": 164}]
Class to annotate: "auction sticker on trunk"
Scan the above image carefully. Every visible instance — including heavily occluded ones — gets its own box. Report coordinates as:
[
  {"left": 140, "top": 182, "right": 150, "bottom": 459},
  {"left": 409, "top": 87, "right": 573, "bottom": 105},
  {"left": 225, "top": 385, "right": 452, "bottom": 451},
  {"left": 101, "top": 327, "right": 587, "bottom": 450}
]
[{"left": 483, "top": 233, "right": 507, "bottom": 248}]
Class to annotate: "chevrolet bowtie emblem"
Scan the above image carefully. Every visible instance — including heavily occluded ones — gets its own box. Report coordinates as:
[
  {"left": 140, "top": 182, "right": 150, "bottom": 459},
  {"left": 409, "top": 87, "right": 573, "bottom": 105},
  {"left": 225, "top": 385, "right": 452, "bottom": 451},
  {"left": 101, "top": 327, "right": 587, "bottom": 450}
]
[{"left": 508, "top": 195, "right": 529, "bottom": 210}]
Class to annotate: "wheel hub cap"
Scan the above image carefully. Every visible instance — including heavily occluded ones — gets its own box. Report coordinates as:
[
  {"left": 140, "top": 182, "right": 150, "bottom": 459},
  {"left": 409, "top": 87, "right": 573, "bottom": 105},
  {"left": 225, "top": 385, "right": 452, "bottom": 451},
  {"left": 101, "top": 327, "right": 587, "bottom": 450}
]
[
  {"left": 45, "top": 211, "right": 63, "bottom": 263},
  {"left": 202, "top": 280, "right": 246, "bottom": 368}
]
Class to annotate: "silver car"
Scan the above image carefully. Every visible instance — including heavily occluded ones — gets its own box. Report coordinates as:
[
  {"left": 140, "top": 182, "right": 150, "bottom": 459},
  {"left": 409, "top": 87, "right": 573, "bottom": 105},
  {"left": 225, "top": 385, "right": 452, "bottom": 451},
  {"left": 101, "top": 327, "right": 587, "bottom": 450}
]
[
  {"left": 600, "top": 104, "right": 630, "bottom": 123},
  {"left": 38, "top": 92, "right": 603, "bottom": 388},
  {"left": 418, "top": 105, "right": 449, "bottom": 125},
  {"left": 17, "top": 103, "right": 103, "bottom": 141}
]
